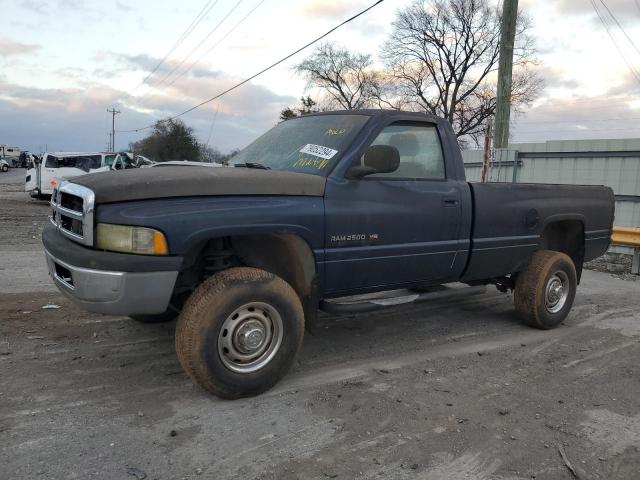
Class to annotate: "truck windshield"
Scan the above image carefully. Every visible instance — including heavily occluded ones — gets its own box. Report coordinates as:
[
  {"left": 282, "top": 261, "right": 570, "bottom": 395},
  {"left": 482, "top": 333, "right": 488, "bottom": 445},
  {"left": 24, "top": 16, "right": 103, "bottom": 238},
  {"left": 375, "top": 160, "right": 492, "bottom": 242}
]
[
  {"left": 45, "top": 155, "right": 102, "bottom": 172},
  {"left": 229, "top": 114, "right": 369, "bottom": 176}
]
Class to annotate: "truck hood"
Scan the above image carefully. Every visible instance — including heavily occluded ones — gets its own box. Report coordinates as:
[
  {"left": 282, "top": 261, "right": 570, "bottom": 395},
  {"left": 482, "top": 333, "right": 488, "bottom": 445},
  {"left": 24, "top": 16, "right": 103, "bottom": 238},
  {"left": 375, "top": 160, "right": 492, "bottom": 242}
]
[{"left": 70, "top": 165, "right": 326, "bottom": 203}]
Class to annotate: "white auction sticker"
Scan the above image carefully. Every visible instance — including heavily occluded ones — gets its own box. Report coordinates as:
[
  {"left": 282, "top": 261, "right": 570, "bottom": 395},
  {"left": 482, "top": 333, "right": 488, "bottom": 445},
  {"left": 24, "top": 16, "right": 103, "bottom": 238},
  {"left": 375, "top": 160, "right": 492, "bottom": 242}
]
[{"left": 299, "top": 143, "right": 338, "bottom": 160}]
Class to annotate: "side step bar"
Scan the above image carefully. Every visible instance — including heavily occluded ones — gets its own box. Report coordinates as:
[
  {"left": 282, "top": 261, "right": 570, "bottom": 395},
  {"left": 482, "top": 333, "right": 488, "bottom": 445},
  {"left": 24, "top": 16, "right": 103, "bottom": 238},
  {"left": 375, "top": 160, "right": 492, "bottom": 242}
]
[{"left": 319, "top": 285, "right": 487, "bottom": 314}]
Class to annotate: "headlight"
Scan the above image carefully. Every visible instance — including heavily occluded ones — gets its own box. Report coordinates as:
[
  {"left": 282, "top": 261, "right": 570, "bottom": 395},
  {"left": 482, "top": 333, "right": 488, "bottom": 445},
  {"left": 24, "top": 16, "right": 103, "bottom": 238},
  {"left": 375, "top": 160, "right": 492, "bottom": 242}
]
[{"left": 96, "top": 223, "right": 168, "bottom": 255}]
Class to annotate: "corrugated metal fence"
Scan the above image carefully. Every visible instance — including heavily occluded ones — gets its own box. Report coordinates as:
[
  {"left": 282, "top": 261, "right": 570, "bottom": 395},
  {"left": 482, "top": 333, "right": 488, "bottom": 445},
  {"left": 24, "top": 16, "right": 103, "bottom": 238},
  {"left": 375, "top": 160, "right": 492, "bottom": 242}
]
[{"left": 462, "top": 139, "right": 640, "bottom": 253}]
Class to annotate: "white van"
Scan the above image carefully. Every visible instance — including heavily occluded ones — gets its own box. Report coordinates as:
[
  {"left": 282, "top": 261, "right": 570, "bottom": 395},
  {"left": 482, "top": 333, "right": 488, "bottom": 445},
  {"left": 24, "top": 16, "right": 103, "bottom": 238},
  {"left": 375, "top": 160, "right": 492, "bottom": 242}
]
[{"left": 25, "top": 152, "right": 115, "bottom": 198}]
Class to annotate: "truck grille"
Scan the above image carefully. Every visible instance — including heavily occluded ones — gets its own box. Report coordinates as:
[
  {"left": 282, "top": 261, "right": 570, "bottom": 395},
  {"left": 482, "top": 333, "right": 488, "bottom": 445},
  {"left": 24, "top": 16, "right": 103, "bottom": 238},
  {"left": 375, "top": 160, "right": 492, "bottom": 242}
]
[{"left": 50, "top": 182, "right": 95, "bottom": 246}]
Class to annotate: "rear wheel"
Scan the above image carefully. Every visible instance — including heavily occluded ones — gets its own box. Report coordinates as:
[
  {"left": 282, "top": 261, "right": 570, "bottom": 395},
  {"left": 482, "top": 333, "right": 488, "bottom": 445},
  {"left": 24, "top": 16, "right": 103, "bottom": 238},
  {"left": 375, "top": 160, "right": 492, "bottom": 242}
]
[
  {"left": 175, "top": 267, "right": 304, "bottom": 399},
  {"left": 514, "top": 250, "right": 577, "bottom": 329}
]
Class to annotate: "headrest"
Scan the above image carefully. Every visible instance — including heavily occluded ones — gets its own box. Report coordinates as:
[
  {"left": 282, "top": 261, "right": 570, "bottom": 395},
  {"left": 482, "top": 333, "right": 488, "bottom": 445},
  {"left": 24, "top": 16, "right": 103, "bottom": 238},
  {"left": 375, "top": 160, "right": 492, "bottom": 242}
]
[{"left": 388, "top": 133, "right": 420, "bottom": 157}]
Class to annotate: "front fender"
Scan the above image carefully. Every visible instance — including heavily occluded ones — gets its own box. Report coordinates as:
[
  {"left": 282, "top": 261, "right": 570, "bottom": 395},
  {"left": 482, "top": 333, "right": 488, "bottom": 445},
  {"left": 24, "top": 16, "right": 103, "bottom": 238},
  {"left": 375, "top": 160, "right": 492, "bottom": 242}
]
[{"left": 95, "top": 195, "right": 325, "bottom": 256}]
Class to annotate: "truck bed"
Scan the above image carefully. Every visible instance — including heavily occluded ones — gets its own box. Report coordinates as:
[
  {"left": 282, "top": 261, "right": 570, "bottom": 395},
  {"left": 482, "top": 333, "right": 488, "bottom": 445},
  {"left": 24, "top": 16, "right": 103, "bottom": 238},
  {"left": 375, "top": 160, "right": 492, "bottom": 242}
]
[{"left": 461, "top": 182, "right": 615, "bottom": 282}]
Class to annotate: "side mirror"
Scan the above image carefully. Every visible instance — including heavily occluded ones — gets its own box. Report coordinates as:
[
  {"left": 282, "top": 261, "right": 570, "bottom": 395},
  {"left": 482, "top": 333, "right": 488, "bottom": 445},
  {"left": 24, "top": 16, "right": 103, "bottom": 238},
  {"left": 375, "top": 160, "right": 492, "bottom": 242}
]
[{"left": 346, "top": 144, "right": 400, "bottom": 179}]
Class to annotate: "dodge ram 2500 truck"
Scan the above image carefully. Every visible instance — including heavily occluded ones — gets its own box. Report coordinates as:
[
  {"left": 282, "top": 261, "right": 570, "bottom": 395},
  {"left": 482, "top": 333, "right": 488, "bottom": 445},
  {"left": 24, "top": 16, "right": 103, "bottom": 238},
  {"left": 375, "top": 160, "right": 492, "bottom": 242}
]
[{"left": 43, "top": 110, "right": 615, "bottom": 399}]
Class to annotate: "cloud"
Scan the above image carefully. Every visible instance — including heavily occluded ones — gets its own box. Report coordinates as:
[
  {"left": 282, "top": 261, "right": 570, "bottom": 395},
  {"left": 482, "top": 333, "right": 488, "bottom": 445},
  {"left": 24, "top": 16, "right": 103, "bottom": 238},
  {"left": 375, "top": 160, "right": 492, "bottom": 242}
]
[
  {"left": 551, "top": 0, "right": 640, "bottom": 17},
  {"left": 119, "top": 53, "right": 162, "bottom": 72},
  {"left": 531, "top": 64, "right": 579, "bottom": 90},
  {"left": 511, "top": 92, "right": 640, "bottom": 143},
  {"left": 0, "top": 60, "right": 297, "bottom": 154},
  {"left": 0, "top": 38, "right": 39, "bottom": 56},
  {"left": 124, "top": 65, "right": 295, "bottom": 129},
  {"left": 191, "top": 67, "right": 223, "bottom": 79},
  {"left": 116, "top": 1, "right": 133, "bottom": 12},
  {"left": 19, "top": 0, "right": 48, "bottom": 15},
  {"left": 605, "top": 70, "right": 640, "bottom": 97},
  {"left": 298, "top": 0, "right": 366, "bottom": 20},
  {"left": 520, "top": 0, "right": 640, "bottom": 22}
]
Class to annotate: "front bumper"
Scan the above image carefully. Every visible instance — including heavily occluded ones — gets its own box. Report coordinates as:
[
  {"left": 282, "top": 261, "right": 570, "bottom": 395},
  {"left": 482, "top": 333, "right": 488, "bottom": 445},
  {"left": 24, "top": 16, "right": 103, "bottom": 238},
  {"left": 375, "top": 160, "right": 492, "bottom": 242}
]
[{"left": 43, "top": 224, "right": 181, "bottom": 315}]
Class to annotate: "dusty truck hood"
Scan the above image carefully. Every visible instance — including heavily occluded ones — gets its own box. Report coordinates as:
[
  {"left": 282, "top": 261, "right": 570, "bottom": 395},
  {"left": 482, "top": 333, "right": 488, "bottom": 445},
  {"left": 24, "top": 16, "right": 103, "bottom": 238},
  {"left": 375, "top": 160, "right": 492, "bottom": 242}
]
[{"left": 70, "top": 165, "right": 326, "bottom": 203}]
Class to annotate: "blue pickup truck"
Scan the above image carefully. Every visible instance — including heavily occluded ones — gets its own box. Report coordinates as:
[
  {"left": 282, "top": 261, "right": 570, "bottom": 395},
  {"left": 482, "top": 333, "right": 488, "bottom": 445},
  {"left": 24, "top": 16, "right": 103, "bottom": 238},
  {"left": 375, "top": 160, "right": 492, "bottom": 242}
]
[{"left": 43, "top": 110, "right": 614, "bottom": 399}]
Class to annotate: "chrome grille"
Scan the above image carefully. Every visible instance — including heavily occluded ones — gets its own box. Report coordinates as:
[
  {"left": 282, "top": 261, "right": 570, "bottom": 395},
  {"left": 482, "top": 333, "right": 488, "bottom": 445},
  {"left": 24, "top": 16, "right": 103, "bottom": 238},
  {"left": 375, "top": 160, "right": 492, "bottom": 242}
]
[{"left": 50, "top": 182, "right": 95, "bottom": 246}]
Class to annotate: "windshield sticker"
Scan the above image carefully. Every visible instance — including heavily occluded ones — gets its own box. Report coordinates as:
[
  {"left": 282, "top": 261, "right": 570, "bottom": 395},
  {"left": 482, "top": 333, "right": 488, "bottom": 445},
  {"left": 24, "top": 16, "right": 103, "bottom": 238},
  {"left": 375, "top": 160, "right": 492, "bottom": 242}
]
[
  {"left": 299, "top": 143, "right": 338, "bottom": 160},
  {"left": 325, "top": 128, "right": 347, "bottom": 136},
  {"left": 293, "top": 156, "right": 331, "bottom": 170}
]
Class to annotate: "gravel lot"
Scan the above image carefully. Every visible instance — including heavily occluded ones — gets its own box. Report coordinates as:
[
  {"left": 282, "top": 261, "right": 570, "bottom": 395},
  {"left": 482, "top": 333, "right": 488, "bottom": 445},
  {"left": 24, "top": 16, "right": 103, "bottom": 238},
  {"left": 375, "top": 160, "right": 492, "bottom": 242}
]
[{"left": 1, "top": 170, "right": 639, "bottom": 480}]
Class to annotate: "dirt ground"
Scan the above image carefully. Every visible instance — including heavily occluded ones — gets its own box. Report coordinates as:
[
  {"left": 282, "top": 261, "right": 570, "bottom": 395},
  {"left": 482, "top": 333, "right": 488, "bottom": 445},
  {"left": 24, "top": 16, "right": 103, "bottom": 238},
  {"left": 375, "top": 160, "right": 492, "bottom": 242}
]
[{"left": 1, "top": 170, "right": 639, "bottom": 480}]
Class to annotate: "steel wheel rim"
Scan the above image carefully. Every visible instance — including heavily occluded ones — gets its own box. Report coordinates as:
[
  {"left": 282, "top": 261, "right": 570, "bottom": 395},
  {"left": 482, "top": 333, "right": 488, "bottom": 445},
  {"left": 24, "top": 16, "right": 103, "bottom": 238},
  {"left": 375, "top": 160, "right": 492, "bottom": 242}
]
[
  {"left": 545, "top": 270, "right": 569, "bottom": 314},
  {"left": 218, "top": 302, "right": 283, "bottom": 373}
]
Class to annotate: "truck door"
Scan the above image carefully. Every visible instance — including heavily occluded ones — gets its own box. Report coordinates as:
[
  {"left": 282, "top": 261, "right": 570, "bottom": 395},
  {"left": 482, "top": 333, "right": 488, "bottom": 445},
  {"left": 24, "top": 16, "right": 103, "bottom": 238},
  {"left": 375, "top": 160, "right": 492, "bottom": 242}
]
[{"left": 323, "top": 121, "right": 466, "bottom": 295}]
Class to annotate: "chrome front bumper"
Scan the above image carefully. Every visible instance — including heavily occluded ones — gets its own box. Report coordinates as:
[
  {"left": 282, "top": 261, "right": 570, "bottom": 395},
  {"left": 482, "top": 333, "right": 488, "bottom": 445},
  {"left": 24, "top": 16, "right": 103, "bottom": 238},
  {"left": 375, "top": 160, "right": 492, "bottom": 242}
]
[{"left": 45, "top": 249, "right": 178, "bottom": 315}]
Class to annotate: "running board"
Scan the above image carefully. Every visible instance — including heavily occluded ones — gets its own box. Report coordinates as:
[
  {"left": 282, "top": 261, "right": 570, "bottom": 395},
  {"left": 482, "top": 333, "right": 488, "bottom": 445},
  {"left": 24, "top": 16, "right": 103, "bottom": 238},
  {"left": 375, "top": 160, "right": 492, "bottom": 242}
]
[{"left": 319, "top": 285, "right": 487, "bottom": 314}]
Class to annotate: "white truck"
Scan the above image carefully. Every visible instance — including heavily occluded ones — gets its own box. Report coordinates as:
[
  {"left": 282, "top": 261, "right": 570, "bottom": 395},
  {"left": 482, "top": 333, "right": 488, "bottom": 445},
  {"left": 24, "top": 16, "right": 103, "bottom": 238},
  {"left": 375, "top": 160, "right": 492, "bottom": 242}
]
[
  {"left": 25, "top": 152, "right": 115, "bottom": 198},
  {"left": 0, "top": 145, "right": 20, "bottom": 160},
  {"left": 1, "top": 145, "right": 22, "bottom": 167}
]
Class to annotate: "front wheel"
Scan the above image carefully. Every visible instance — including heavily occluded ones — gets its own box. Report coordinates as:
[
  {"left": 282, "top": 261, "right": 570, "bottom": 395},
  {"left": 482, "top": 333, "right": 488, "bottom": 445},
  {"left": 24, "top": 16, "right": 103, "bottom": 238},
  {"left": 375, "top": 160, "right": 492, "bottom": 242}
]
[
  {"left": 1, "top": 165, "right": 8, "bottom": 172},
  {"left": 175, "top": 267, "right": 304, "bottom": 399},
  {"left": 514, "top": 250, "right": 577, "bottom": 329}
]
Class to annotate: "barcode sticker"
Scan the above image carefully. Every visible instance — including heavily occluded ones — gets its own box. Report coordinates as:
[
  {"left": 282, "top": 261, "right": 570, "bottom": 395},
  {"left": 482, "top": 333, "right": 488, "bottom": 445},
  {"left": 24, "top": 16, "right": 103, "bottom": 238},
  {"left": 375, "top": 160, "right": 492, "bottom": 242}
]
[{"left": 299, "top": 144, "right": 338, "bottom": 160}]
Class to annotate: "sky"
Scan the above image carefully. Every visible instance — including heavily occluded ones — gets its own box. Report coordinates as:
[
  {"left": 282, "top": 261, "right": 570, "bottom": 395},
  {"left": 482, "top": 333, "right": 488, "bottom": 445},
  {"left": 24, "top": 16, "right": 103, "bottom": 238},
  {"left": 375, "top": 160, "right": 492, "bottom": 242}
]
[{"left": 0, "top": 0, "right": 639, "bottom": 154}]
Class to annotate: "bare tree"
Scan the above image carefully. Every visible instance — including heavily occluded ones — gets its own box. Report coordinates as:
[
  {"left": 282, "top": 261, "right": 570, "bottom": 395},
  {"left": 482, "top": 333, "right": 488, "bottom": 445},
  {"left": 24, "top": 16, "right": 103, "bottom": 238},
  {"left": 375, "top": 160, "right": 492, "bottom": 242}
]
[
  {"left": 295, "top": 43, "right": 379, "bottom": 110},
  {"left": 368, "top": 70, "right": 411, "bottom": 110},
  {"left": 382, "top": 0, "right": 542, "bottom": 143},
  {"left": 279, "top": 96, "right": 320, "bottom": 121}
]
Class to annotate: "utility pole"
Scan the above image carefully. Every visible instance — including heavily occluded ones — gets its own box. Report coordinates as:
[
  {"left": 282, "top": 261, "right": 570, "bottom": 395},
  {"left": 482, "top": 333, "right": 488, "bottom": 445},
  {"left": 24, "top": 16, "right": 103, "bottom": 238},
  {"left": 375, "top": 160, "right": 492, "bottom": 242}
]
[
  {"left": 481, "top": 120, "right": 493, "bottom": 183},
  {"left": 107, "top": 107, "right": 120, "bottom": 152},
  {"left": 493, "top": 0, "right": 518, "bottom": 149}
]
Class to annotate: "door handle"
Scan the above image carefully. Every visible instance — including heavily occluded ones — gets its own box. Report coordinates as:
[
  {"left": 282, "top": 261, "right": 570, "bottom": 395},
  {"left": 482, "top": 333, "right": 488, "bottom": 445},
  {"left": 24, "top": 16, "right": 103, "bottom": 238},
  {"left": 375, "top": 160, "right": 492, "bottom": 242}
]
[{"left": 442, "top": 197, "right": 459, "bottom": 207}]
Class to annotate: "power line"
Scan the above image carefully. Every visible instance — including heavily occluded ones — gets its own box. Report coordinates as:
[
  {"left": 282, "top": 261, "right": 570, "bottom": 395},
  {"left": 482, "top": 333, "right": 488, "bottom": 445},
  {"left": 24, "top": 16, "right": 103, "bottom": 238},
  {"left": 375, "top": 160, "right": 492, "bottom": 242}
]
[
  {"left": 589, "top": 0, "right": 640, "bottom": 84},
  {"left": 597, "top": 0, "right": 640, "bottom": 57},
  {"left": 162, "top": 0, "right": 266, "bottom": 92},
  {"left": 150, "top": 0, "right": 244, "bottom": 91},
  {"left": 205, "top": 104, "right": 220, "bottom": 147},
  {"left": 118, "top": 0, "right": 385, "bottom": 133},
  {"left": 131, "top": 0, "right": 219, "bottom": 94}
]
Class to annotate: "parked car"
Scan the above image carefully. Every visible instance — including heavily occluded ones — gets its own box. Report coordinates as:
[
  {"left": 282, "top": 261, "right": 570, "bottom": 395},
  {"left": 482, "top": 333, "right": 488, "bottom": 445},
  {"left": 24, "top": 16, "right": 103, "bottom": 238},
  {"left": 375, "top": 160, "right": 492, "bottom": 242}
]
[
  {"left": 42, "top": 110, "right": 614, "bottom": 399},
  {"left": 110, "top": 152, "right": 154, "bottom": 170},
  {"left": 0, "top": 159, "right": 9, "bottom": 172}
]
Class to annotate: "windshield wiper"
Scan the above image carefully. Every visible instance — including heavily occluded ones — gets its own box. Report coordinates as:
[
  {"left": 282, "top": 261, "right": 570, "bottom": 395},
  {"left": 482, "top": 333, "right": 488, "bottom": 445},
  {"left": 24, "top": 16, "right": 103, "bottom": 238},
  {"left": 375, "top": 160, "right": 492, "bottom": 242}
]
[{"left": 233, "top": 162, "right": 271, "bottom": 170}]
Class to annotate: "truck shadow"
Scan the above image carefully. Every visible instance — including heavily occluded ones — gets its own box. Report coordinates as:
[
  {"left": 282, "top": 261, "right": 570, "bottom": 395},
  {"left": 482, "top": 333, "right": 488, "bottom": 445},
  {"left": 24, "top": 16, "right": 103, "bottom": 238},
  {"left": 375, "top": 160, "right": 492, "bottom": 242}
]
[{"left": 297, "top": 290, "right": 523, "bottom": 365}]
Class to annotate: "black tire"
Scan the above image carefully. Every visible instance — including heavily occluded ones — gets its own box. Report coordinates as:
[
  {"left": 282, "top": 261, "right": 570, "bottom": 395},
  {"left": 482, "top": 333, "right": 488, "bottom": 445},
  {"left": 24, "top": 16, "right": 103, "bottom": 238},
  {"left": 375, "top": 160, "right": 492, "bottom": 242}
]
[
  {"left": 130, "top": 309, "right": 177, "bottom": 323},
  {"left": 1, "top": 165, "right": 8, "bottom": 172},
  {"left": 175, "top": 267, "right": 304, "bottom": 399},
  {"left": 514, "top": 250, "right": 577, "bottom": 329}
]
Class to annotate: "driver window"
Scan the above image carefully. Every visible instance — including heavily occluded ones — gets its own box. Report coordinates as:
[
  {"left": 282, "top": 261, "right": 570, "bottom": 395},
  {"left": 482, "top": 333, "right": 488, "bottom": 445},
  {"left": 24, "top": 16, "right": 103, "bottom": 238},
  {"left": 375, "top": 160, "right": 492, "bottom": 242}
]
[{"left": 367, "top": 123, "right": 445, "bottom": 180}]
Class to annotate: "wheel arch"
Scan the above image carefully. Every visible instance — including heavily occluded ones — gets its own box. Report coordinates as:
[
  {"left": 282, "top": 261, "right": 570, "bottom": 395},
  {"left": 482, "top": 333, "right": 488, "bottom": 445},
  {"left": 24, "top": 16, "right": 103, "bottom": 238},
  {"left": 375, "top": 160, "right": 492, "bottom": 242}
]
[
  {"left": 181, "top": 232, "right": 319, "bottom": 331},
  {"left": 539, "top": 218, "right": 585, "bottom": 282}
]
